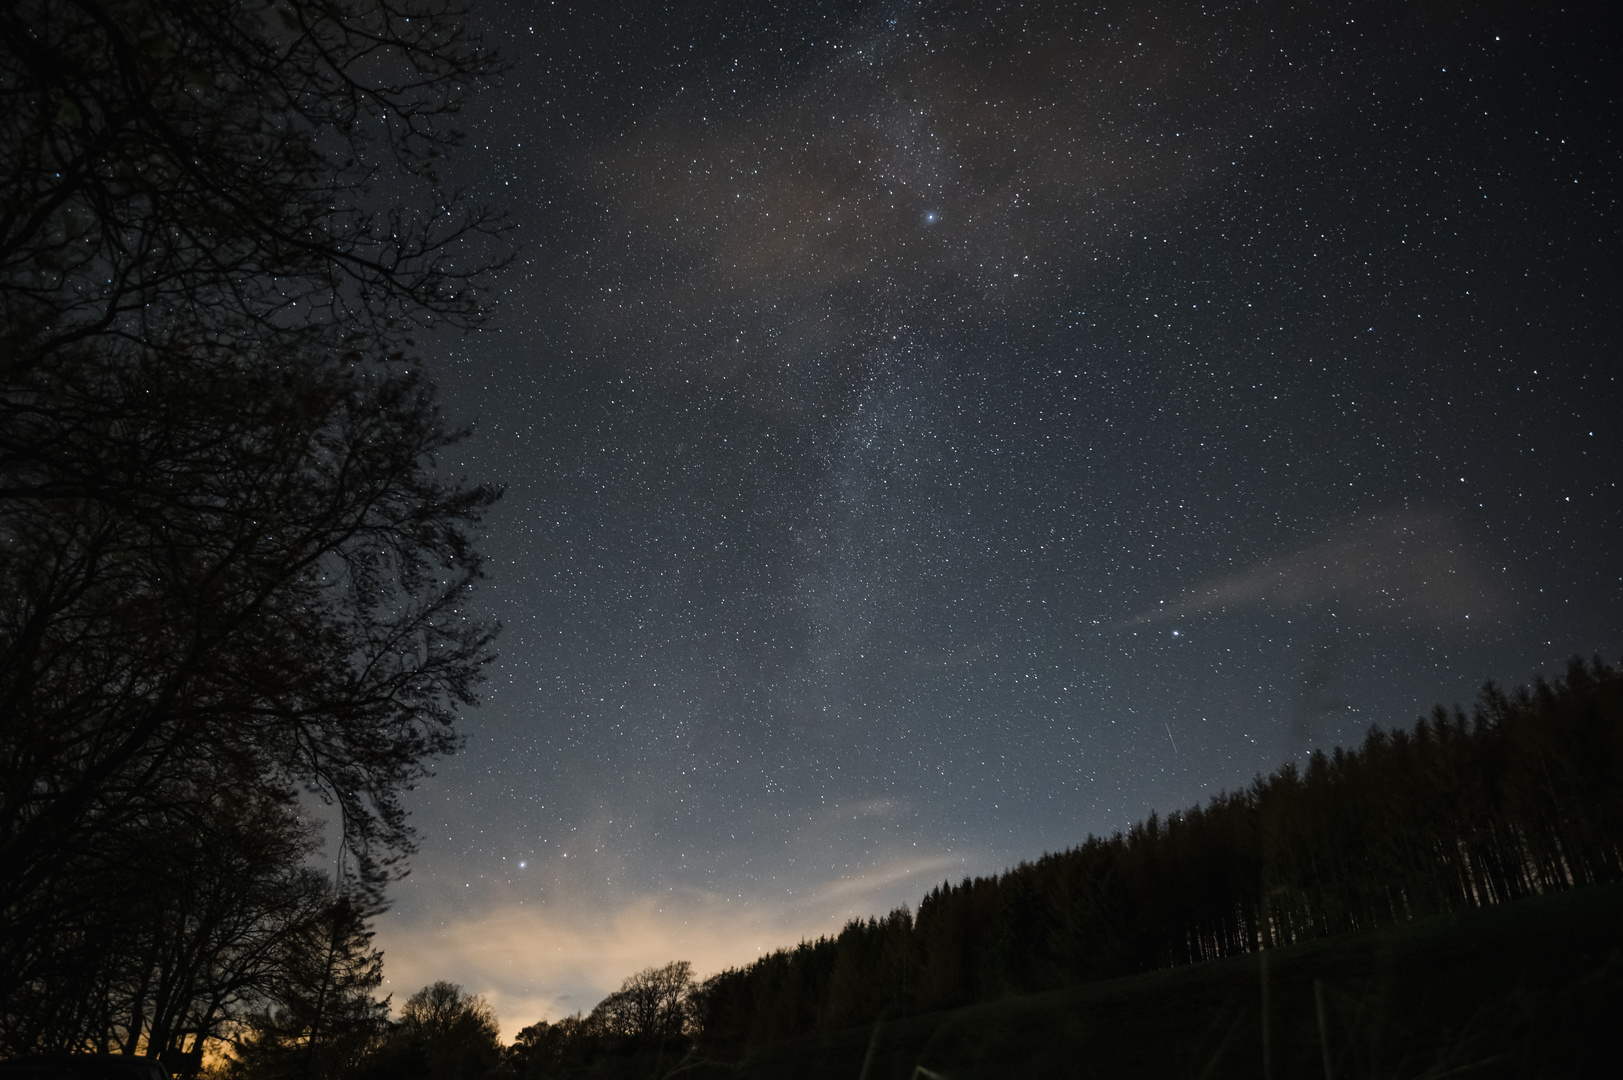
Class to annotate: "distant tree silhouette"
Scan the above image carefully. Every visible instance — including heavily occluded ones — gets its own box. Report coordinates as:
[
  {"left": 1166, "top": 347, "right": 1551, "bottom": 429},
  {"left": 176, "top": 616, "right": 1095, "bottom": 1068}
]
[
  {"left": 685, "top": 658, "right": 1623, "bottom": 1045},
  {"left": 498, "top": 963, "right": 701, "bottom": 1079},
  {"left": 502, "top": 1014, "right": 603, "bottom": 1079},
  {"left": 588, "top": 962, "right": 694, "bottom": 1044},
  {"left": 365, "top": 982, "right": 500, "bottom": 1080}
]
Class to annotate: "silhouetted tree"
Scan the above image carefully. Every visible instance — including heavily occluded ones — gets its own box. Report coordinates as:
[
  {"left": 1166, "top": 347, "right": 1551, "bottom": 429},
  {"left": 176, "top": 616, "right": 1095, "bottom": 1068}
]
[
  {"left": 226, "top": 892, "right": 390, "bottom": 1080},
  {"left": 0, "top": 0, "right": 506, "bottom": 1042},
  {"left": 1, "top": 0, "right": 504, "bottom": 379},
  {"left": 0, "top": 350, "right": 498, "bottom": 1041},
  {"left": 371, "top": 982, "right": 500, "bottom": 1080},
  {"left": 0, "top": 780, "right": 358, "bottom": 1058},
  {"left": 502, "top": 1014, "right": 602, "bottom": 1079},
  {"left": 588, "top": 962, "right": 694, "bottom": 1044}
]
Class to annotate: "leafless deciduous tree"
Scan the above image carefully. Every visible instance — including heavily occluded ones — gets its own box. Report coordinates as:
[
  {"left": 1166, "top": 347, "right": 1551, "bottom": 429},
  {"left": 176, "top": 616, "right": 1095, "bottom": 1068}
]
[
  {"left": 0, "top": 0, "right": 506, "bottom": 1053},
  {"left": 0, "top": 0, "right": 505, "bottom": 377},
  {"left": 1, "top": 782, "right": 373, "bottom": 1061},
  {"left": 589, "top": 962, "right": 695, "bottom": 1043},
  {"left": 387, "top": 981, "right": 501, "bottom": 1080}
]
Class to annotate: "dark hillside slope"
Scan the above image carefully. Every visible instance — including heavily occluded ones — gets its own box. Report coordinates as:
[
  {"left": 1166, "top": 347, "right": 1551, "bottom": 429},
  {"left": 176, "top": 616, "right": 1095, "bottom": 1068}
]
[
  {"left": 694, "top": 659, "right": 1623, "bottom": 1045},
  {"left": 510, "top": 661, "right": 1623, "bottom": 1078},
  {"left": 688, "top": 880, "right": 1623, "bottom": 1080}
]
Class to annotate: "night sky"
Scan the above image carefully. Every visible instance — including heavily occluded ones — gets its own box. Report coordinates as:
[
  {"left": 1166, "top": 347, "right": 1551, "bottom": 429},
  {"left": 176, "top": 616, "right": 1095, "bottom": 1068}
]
[{"left": 366, "top": 0, "right": 1620, "bottom": 1033}]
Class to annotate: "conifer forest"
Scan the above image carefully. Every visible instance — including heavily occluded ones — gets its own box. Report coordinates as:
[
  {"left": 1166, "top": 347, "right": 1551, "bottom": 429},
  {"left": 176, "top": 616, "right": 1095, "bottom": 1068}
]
[{"left": 687, "top": 658, "right": 1623, "bottom": 1046}]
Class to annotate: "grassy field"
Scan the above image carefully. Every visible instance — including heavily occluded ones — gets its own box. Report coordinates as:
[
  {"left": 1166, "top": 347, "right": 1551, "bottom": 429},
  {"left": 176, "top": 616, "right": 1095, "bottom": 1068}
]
[{"left": 653, "top": 881, "right": 1623, "bottom": 1080}]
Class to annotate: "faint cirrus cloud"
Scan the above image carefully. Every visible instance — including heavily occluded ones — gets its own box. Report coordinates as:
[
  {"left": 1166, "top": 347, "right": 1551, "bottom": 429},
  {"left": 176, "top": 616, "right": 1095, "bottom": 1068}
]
[
  {"left": 1123, "top": 507, "right": 1509, "bottom": 627},
  {"left": 375, "top": 848, "right": 966, "bottom": 1040},
  {"left": 568, "top": 1, "right": 1336, "bottom": 411}
]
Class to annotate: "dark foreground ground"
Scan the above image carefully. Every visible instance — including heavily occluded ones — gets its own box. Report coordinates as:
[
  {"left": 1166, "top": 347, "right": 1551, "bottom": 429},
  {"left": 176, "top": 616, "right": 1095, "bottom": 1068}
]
[{"left": 649, "top": 882, "right": 1623, "bottom": 1080}]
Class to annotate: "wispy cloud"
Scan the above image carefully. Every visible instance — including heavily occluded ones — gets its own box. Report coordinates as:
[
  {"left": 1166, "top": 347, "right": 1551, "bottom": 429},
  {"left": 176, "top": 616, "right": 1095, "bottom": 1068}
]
[
  {"left": 565, "top": 4, "right": 1334, "bottom": 414},
  {"left": 375, "top": 850, "right": 966, "bottom": 1041},
  {"left": 1124, "top": 507, "right": 1508, "bottom": 627}
]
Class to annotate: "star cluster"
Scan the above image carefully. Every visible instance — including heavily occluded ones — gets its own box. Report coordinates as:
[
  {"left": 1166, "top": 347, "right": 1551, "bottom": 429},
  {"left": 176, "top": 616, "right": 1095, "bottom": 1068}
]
[{"left": 375, "top": 0, "right": 1621, "bottom": 1029}]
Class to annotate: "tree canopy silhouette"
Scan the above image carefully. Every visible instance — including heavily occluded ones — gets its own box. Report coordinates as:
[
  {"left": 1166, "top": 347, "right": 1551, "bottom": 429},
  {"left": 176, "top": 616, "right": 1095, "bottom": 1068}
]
[
  {"left": 589, "top": 962, "right": 694, "bottom": 1045},
  {"left": 502, "top": 963, "right": 700, "bottom": 1079},
  {"left": 226, "top": 891, "right": 390, "bottom": 1080},
  {"left": 383, "top": 982, "right": 501, "bottom": 1080},
  {"left": 1, "top": 0, "right": 504, "bottom": 377},
  {"left": 0, "top": 0, "right": 505, "bottom": 1054}
]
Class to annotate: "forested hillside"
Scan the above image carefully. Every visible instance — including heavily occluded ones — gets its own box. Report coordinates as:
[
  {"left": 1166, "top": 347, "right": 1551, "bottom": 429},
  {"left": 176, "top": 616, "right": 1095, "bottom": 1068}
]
[{"left": 690, "top": 657, "right": 1623, "bottom": 1045}]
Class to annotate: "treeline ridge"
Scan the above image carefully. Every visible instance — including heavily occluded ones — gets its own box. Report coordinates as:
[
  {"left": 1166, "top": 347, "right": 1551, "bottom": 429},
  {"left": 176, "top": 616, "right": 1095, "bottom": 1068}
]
[{"left": 683, "top": 657, "right": 1623, "bottom": 1048}]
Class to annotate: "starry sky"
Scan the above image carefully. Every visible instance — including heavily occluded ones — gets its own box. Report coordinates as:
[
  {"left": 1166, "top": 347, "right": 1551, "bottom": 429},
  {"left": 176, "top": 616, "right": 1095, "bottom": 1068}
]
[{"left": 366, "top": 0, "right": 1620, "bottom": 1033}]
